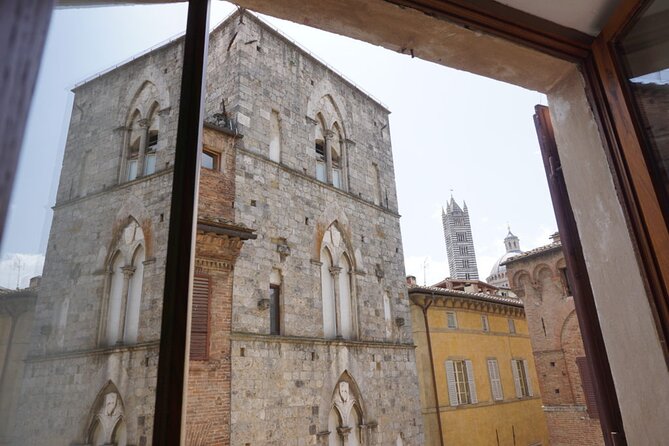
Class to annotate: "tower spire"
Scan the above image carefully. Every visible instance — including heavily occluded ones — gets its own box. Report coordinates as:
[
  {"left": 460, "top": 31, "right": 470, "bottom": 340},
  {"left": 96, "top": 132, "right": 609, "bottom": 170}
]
[{"left": 442, "top": 197, "right": 479, "bottom": 280}]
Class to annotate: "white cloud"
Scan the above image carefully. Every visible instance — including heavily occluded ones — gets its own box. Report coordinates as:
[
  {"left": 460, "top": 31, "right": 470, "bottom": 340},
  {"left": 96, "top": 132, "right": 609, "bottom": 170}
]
[{"left": 0, "top": 253, "right": 45, "bottom": 290}]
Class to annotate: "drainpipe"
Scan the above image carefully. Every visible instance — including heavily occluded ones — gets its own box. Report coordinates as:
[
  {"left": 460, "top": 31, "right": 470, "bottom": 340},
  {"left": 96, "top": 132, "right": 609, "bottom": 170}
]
[{"left": 420, "top": 295, "right": 444, "bottom": 446}]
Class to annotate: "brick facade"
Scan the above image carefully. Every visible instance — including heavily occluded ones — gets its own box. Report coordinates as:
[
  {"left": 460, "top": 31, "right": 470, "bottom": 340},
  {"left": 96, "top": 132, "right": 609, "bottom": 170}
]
[{"left": 505, "top": 237, "right": 604, "bottom": 446}]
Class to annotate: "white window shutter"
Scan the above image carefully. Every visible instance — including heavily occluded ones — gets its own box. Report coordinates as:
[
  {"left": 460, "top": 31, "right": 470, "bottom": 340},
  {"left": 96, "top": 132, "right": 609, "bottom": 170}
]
[
  {"left": 488, "top": 359, "right": 502, "bottom": 401},
  {"left": 512, "top": 360, "right": 522, "bottom": 398},
  {"left": 465, "top": 360, "right": 477, "bottom": 404},
  {"left": 445, "top": 360, "right": 459, "bottom": 406},
  {"left": 523, "top": 359, "right": 534, "bottom": 396}
]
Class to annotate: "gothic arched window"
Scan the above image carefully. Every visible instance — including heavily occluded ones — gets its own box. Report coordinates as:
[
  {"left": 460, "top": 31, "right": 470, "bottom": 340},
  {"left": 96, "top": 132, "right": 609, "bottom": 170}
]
[
  {"left": 327, "top": 375, "right": 365, "bottom": 446},
  {"left": 103, "top": 219, "right": 145, "bottom": 346},
  {"left": 123, "top": 80, "right": 162, "bottom": 183},
  {"left": 311, "top": 95, "right": 348, "bottom": 190},
  {"left": 319, "top": 223, "right": 356, "bottom": 340},
  {"left": 86, "top": 383, "right": 126, "bottom": 446}
]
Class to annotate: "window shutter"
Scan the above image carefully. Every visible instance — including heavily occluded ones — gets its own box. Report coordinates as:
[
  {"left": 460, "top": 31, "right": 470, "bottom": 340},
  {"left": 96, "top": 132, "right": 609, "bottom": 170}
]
[
  {"left": 465, "top": 360, "right": 477, "bottom": 404},
  {"left": 445, "top": 360, "right": 459, "bottom": 406},
  {"left": 511, "top": 360, "right": 522, "bottom": 398},
  {"left": 190, "top": 274, "right": 211, "bottom": 360},
  {"left": 522, "top": 360, "right": 533, "bottom": 396},
  {"left": 488, "top": 359, "right": 503, "bottom": 401},
  {"left": 576, "top": 356, "right": 600, "bottom": 419}
]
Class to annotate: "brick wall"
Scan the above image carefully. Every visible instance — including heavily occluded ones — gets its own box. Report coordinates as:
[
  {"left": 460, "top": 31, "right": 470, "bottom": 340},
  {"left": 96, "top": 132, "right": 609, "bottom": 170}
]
[{"left": 506, "top": 246, "right": 604, "bottom": 446}]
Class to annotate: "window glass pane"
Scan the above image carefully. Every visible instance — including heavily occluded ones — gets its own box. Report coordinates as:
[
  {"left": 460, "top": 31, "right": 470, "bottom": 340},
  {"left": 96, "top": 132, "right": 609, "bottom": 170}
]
[
  {"left": 202, "top": 151, "right": 215, "bottom": 170},
  {"left": 0, "top": 4, "right": 188, "bottom": 444},
  {"left": 144, "top": 153, "right": 156, "bottom": 176},
  {"left": 316, "top": 162, "right": 327, "bottom": 182},
  {"left": 333, "top": 169, "right": 341, "bottom": 188},
  {"left": 617, "top": 0, "right": 669, "bottom": 214},
  {"left": 127, "top": 159, "right": 138, "bottom": 181}
]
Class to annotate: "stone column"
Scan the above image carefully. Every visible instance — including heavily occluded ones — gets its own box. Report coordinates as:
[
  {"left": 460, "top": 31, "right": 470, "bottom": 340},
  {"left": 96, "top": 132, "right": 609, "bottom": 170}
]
[
  {"left": 117, "top": 265, "right": 135, "bottom": 344},
  {"left": 137, "top": 118, "right": 149, "bottom": 177},
  {"left": 337, "top": 426, "right": 351, "bottom": 446},
  {"left": 325, "top": 129, "right": 334, "bottom": 185},
  {"left": 330, "top": 265, "right": 342, "bottom": 338}
]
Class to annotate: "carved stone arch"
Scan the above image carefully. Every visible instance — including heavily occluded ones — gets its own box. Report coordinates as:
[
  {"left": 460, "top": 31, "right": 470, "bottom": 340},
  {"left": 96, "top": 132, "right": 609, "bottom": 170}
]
[
  {"left": 113, "top": 197, "right": 153, "bottom": 258},
  {"left": 84, "top": 380, "right": 126, "bottom": 446},
  {"left": 307, "top": 78, "right": 349, "bottom": 138},
  {"left": 106, "top": 215, "right": 146, "bottom": 266},
  {"left": 313, "top": 204, "right": 353, "bottom": 260},
  {"left": 121, "top": 75, "right": 171, "bottom": 126},
  {"left": 329, "top": 370, "right": 366, "bottom": 426}
]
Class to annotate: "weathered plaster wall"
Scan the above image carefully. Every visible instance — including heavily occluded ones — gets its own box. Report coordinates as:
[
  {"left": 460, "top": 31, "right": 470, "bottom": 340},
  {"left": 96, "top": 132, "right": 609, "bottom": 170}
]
[{"left": 548, "top": 66, "right": 669, "bottom": 444}]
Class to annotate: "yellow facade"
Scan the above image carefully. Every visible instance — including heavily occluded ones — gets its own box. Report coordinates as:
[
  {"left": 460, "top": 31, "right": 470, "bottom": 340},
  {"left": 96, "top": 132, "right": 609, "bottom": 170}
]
[{"left": 410, "top": 287, "right": 550, "bottom": 446}]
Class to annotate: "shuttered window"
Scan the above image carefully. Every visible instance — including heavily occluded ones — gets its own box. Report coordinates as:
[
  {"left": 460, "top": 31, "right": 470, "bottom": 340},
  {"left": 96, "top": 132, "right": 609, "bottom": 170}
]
[
  {"left": 511, "top": 359, "right": 533, "bottom": 398},
  {"left": 446, "top": 359, "right": 477, "bottom": 405},
  {"left": 576, "top": 356, "right": 600, "bottom": 419},
  {"left": 190, "top": 274, "right": 211, "bottom": 361},
  {"left": 447, "top": 311, "right": 458, "bottom": 329},
  {"left": 487, "top": 359, "right": 503, "bottom": 401}
]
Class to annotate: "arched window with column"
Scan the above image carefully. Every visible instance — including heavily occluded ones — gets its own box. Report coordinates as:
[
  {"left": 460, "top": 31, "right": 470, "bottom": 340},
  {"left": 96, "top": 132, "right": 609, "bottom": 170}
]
[
  {"left": 319, "top": 222, "right": 357, "bottom": 340},
  {"left": 326, "top": 372, "right": 366, "bottom": 446},
  {"left": 102, "top": 218, "right": 145, "bottom": 346},
  {"left": 309, "top": 94, "right": 348, "bottom": 191},
  {"left": 122, "top": 81, "right": 163, "bottom": 183}
]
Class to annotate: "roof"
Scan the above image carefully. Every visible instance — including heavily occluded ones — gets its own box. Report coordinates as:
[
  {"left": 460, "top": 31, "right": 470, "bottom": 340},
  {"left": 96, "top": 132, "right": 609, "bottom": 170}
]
[
  {"left": 501, "top": 241, "right": 562, "bottom": 265},
  {"left": 72, "top": 9, "right": 390, "bottom": 112},
  {"left": 408, "top": 284, "right": 523, "bottom": 308}
]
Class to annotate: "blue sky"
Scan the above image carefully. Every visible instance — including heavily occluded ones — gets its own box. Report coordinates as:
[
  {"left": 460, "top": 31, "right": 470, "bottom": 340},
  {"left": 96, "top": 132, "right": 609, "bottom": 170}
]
[{"left": 0, "top": 2, "right": 555, "bottom": 288}]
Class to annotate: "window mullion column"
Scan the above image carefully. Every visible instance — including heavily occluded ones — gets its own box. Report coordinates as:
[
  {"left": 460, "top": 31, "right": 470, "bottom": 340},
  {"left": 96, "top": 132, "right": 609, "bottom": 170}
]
[
  {"left": 137, "top": 118, "right": 149, "bottom": 177},
  {"left": 330, "top": 265, "right": 342, "bottom": 338},
  {"left": 325, "top": 129, "right": 334, "bottom": 185},
  {"left": 118, "top": 265, "right": 135, "bottom": 344}
]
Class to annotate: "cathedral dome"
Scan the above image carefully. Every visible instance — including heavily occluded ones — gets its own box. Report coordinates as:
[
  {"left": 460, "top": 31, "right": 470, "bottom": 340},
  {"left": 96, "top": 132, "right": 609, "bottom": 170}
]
[{"left": 487, "top": 228, "right": 522, "bottom": 288}]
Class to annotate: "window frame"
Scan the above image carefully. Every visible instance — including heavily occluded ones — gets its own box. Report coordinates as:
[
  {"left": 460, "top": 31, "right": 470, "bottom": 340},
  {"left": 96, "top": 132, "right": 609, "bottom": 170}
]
[
  {"left": 508, "top": 318, "right": 516, "bottom": 334},
  {"left": 201, "top": 147, "right": 220, "bottom": 171},
  {"left": 269, "top": 284, "right": 281, "bottom": 335},
  {"left": 446, "top": 311, "right": 458, "bottom": 329}
]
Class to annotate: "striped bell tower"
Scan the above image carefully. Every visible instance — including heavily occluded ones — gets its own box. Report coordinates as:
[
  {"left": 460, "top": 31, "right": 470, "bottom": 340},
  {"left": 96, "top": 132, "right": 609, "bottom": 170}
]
[{"left": 442, "top": 197, "right": 480, "bottom": 280}]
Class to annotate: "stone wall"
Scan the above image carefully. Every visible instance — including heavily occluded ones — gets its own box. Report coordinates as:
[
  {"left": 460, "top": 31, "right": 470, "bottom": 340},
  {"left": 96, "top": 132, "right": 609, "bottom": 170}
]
[
  {"left": 210, "top": 12, "right": 423, "bottom": 444},
  {"left": 15, "top": 36, "right": 183, "bottom": 446},
  {"left": 14, "top": 9, "right": 424, "bottom": 445}
]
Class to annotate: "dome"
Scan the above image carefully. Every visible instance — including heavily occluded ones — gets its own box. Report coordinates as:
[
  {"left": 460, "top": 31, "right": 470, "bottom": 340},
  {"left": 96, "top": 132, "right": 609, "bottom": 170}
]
[{"left": 487, "top": 228, "right": 522, "bottom": 288}]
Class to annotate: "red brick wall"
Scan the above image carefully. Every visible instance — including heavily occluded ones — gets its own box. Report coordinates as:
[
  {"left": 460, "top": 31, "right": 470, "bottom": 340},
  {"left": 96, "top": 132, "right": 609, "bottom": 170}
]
[
  {"left": 185, "top": 126, "right": 243, "bottom": 445},
  {"left": 506, "top": 248, "right": 604, "bottom": 446}
]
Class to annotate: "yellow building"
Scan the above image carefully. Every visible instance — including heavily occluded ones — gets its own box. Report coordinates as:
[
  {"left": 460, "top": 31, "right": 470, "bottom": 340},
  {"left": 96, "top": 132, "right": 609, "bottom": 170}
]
[{"left": 408, "top": 278, "right": 549, "bottom": 446}]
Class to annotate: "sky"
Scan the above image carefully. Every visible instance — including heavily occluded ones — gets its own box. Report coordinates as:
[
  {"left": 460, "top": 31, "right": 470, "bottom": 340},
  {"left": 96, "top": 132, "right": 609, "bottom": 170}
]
[{"left": 0, "top": 1, "right": 556, "bottom": 289}]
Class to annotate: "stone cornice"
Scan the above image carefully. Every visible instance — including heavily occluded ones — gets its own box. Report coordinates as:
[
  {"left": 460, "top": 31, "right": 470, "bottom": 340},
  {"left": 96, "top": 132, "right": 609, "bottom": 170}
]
[
  {"left": 230, "top": 331, "right": 415, "bottom": 350},
  {"left": 25, "top": 340, "right": 160, "bottom": 363}
]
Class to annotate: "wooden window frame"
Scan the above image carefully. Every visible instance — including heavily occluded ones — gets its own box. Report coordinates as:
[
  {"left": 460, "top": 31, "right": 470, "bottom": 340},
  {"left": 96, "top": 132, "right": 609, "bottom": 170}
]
[{"left": 202, "top": 147, "right": 220, "bottom": 171}]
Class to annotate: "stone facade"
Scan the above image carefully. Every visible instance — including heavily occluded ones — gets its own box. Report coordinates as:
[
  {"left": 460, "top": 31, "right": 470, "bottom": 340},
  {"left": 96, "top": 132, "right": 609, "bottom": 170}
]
[
  {"left": 504, "top": 234, "right": 604, "bottom": 446},
  {"left": 11, "top": 10, "right": 423, "bottom": 446},
  {"left": 441, "top": 198, "right": 479, "bottom": 280}
]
